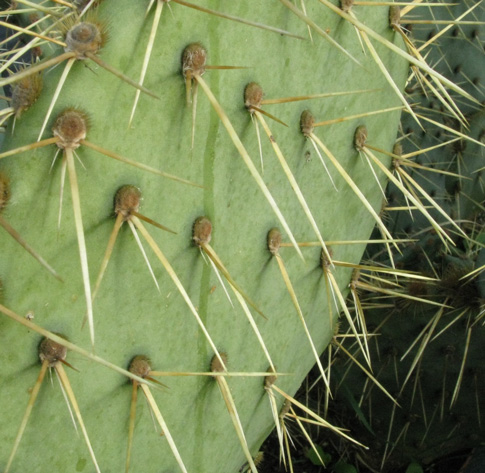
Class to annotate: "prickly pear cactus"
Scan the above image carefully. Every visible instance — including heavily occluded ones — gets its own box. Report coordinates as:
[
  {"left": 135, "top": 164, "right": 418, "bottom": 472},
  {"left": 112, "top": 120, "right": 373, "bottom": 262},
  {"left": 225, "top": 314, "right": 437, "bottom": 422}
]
[{"left": 0, "top": 1, "right": 412, "bottom": 472}]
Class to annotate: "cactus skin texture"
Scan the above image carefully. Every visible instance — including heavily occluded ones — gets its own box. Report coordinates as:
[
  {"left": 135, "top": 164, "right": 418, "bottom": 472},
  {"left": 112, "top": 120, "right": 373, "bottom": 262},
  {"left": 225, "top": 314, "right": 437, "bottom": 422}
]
[{"left": 0, "top": 1, "right": 410, "bottom": 472}]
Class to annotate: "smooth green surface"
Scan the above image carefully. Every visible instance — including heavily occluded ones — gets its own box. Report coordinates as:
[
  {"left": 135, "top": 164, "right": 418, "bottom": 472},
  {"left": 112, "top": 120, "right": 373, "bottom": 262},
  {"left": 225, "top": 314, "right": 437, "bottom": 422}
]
[{"left": 0, "top": 1, "right": 407, "bottom": 472}]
